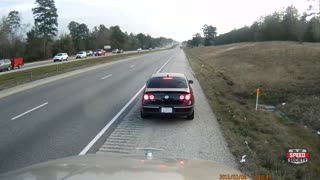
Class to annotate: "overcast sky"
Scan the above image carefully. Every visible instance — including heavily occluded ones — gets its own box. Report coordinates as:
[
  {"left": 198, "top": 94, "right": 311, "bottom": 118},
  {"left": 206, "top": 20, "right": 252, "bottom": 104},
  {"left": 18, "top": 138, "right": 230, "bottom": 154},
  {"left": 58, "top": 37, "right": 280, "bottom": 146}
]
[{"left": 0, "top": 0, "right": 311, "bottom": 41}]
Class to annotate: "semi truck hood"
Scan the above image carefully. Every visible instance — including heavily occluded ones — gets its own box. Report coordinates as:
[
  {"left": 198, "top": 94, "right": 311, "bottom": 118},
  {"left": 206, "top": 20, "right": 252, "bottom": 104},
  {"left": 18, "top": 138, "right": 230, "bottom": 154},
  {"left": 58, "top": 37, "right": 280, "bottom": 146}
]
[{"left": 0, "top": 153, "right": 246, "bottom": 180}]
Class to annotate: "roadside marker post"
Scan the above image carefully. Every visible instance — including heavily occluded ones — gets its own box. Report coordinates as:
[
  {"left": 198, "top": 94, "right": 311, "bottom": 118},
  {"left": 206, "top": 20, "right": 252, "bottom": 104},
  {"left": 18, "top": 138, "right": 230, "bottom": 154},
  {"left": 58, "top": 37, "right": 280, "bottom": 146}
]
[
  {"left": 255, "top": 88, "right": 260, "bottom": 111},
  {"left": 200, "top": 64, "right": 204, "bottom": 73}
]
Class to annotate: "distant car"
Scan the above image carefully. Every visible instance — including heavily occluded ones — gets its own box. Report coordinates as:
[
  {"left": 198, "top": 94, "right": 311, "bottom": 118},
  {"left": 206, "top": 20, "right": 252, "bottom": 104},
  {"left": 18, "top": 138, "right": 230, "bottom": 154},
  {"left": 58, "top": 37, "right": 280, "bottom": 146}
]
[
  {"left": 53, "top": 53, "right": 68, "bottom": 62},
  {"left": 137, "top": 48, "right": 142, "bottom": 51},
  {"left": 94, "top": 49, "right": 106, "bottom": 56},
  {"left": 141, "top": 73, "right": 195, "bottom": 120},
  {"left": 86, "top": 51, "right": 93, "bottom": 56},
  {"left": 0, "top": 59, "right": 12, "bottom": 71},
  {"left": 76, "top": 51, "right": 87, "bottom": 59},
  {"left": 149, "top": 48, "right": 153, "bottom": 50},
  {"left": 112, "top": 49, "right": 119, "bottom": 54},
  {"left": 112, "top": 49, "right": 124, "bottom": 54}
]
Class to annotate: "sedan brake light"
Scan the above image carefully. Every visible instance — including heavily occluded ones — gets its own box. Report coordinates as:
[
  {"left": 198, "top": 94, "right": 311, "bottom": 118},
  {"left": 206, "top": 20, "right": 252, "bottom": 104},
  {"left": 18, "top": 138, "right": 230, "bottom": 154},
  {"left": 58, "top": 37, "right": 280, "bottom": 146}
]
[
  {"left": 179, "top": 93, "right": 191, "bottom": 101},
  {"left": 179, "top": 95, "right": 184, "bottom": 100},
  {"left": 185, "top": 94, "right": 191, "bottom": 100},
  {"left": 149, "top": 94, "right": 155, "bottom": 100},
  {"left": 143, "top": 93, "right": 155, "bottom": 101},
  {"left": 143, "top": 94, "right": 149, "bottom": 100},
  {"left": 163, "top": 77, "right": 173, "bottom": 80}
]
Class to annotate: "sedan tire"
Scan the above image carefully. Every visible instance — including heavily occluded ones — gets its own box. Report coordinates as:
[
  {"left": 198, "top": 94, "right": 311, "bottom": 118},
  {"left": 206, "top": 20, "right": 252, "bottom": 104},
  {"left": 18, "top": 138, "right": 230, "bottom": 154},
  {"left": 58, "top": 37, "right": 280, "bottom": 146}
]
[
  {"left": 186, "top": 111, "right": 194, "bottom": 120},
  {"left": 140, "top": 112, "right": 149, "bottom": 119}
]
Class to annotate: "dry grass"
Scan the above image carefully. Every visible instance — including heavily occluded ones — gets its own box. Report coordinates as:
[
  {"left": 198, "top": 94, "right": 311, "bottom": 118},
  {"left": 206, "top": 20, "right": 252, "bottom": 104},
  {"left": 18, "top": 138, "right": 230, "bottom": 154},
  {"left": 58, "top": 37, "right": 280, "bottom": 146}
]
[{"left": 184, "top": 41, "right": 320, "bottom": 179}]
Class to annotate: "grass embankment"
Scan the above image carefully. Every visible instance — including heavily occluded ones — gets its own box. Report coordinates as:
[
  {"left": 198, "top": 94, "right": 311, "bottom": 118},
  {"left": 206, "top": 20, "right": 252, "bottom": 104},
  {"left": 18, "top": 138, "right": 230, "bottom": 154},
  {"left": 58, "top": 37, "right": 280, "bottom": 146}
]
[
  {"left": 0, "top": 50, "right": 158, "bottom": 91},
  {"left": 184, "top": 42, "right": 320, "bottom": 179}
]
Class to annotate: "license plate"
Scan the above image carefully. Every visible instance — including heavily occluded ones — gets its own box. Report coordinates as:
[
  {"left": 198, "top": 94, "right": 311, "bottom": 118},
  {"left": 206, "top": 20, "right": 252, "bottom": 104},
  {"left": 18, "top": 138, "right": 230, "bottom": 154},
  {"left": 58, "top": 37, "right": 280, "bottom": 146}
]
[{"left": 161, "top": 107, "right": 173, "bottom": 113}]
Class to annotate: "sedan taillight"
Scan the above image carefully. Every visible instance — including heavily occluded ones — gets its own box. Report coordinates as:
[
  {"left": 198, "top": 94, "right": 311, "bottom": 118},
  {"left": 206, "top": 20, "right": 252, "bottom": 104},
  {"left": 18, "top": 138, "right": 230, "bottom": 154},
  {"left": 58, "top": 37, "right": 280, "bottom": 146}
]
[
  {"left": 143, "top": 93, "right": 155, "bottom": 100},
  {"left": 143, "top": 94, "right": 149, "bottom": 100},
  {"left": 149, "top": 94, "right": 155, "bottom": 100},
  {"left": 179, "top": 93, "right": 191, "bottom": 101},
  {"left": 185, "top": 93, "right": 191, "bottom": 100}
]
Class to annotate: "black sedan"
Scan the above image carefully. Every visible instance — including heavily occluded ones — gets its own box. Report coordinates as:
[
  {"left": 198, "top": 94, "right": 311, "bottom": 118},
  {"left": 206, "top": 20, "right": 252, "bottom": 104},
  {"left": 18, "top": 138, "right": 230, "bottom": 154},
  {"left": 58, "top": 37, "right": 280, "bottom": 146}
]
[{"left": 141, "top": 73, "right": 194, "bottom": 120}]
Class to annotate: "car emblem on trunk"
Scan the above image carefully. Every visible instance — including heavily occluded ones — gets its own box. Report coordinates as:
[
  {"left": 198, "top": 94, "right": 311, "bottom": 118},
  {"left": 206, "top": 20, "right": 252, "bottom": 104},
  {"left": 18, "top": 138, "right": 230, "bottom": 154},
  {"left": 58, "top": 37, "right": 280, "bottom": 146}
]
[{"left": 164, "top": 95, "right": 169, "bottom": 99}]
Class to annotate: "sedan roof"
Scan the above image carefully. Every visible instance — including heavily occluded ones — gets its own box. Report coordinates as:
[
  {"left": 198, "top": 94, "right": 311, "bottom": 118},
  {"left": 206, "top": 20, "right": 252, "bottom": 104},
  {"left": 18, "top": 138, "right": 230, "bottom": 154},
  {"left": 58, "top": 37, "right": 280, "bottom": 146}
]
[{"left": 151, "top": 73, "right": 186, "bottom": 78}]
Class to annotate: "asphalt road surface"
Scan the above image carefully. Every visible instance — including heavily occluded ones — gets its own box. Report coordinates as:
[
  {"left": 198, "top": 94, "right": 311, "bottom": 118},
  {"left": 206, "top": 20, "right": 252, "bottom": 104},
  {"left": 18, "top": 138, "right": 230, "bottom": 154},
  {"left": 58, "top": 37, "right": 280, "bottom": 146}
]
[{"left": 0, "top": 47, "right": 236, "bottom": 174}]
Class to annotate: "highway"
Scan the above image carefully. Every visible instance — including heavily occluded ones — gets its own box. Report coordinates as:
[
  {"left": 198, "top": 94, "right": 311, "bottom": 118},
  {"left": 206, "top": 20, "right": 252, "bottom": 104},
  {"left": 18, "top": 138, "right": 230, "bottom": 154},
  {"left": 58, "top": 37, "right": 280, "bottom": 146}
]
[
  {"left": 0, "top": 47, "right": 236, "bottom": 173},
  {"left": 0, "top": 49, "right": 150, "bottom": 75}
]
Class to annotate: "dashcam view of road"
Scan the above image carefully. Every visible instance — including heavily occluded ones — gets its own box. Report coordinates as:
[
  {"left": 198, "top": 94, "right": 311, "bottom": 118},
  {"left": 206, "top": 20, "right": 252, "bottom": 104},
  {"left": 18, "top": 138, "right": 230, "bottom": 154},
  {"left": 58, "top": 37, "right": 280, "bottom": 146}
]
[{"left": 0, "top": 0, "right": 319, "bottom": 179}]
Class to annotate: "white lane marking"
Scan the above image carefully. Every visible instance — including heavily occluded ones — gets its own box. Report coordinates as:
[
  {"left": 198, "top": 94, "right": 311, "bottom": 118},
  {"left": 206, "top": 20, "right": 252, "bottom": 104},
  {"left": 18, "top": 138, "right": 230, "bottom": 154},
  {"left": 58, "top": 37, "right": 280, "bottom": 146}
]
[
  {"left": 101, "top": 74, "right": 112, "bottom": 80},
  {"left": 11, "top": 102, "right": 48, "bottom": 120},
  {"left": 130, "top": 65, "right": 136, "bottom": 68},
  {"left": 79, "top": 55, "right": 174, "bottom": 155},
  {"left": 157, "top": 56, "right": 173, "bottom": 73},
  {"left": 79, "top": 85, "right": 145, "bottom": 155}
]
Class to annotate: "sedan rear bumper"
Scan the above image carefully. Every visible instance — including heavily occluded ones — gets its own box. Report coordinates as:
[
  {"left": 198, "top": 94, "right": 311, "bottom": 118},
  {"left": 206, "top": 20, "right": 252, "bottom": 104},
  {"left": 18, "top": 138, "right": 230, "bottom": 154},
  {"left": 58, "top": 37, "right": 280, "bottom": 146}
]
[{"left": 141, "top": 105, "right": 194, "bottom": 116}]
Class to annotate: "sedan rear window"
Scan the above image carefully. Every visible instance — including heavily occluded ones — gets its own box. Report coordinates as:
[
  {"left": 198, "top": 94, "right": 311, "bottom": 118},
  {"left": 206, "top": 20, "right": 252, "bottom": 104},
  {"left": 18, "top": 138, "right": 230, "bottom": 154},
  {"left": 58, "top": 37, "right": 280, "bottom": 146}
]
[
  {"left": 56, "top": 53, "right": 63, "bottom": 56},
  {"left": 147, "top": 77, "right": 188, "bottom": 88}
]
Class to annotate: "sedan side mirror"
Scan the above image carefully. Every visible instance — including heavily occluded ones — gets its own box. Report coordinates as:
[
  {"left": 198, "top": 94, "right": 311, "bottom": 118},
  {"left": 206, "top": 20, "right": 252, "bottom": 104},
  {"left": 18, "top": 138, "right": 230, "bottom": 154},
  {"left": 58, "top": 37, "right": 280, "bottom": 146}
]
[{"left": 188, "top": 80, "right": 194, "bottom": 84}]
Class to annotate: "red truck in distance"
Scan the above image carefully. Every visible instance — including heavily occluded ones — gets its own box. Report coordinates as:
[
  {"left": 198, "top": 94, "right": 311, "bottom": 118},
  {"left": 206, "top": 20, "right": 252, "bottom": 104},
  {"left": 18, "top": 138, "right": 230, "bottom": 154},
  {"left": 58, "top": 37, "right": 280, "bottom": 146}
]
[{"left": 11, "top": 57, "right": 24, "bottom": 69}]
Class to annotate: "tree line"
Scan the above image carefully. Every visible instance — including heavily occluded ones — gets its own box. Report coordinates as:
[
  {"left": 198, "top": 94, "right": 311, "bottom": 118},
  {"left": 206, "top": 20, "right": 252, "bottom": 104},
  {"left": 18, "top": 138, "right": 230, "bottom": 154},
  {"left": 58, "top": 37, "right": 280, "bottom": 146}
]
[
  {"left": 186, "top": 24, "right": 217, "bottom": 47},
  {"left": 187, "top": 5, "right": 320, "bottom": 46},
  {"left": 0, "top": 0, "right": 174, "bottom": 62}
]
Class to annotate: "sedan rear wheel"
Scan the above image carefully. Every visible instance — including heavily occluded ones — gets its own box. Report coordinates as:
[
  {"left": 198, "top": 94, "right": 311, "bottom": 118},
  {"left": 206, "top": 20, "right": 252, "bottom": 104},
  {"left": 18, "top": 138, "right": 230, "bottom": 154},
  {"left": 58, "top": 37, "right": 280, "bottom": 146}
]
[
  {"left": 140, "top": 112, "right": 149, "bottom": 119},
  {"left": 7, "top": 66, "right": 11, "bottom": 71},
  {"left": 186, "top": 111, "right": 194, "bottom": 120}
]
